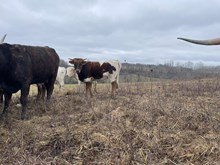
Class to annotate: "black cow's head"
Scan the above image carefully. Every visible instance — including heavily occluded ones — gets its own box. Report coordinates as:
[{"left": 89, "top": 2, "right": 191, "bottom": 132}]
[
  {"left": 69, "top": 58, "right": 87, "bottom": 73},
  {"left": 100, "top": 62, "right": 116, "bottom": 74}
]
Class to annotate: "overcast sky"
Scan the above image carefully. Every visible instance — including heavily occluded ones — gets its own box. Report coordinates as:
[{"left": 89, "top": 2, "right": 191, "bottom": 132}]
[{"left": 1, "top": 0, "right": 220, "bottom": 66}]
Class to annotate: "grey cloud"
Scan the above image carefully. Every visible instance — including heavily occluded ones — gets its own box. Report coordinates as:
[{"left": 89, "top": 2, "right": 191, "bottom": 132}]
[{"left": 1, "top": 0, "right": 220, "bottom": 65}]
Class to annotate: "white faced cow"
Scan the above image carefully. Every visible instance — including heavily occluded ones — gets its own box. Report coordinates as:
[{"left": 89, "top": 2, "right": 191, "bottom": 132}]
[
  {"left": 69, "top": 58, "right": 121, "bottom": 98},
  {"left": 66, "top": 66, "right": 81, "bottom": 85}
]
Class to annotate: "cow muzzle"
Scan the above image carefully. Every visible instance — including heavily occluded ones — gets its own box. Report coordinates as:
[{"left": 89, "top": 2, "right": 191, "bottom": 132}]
[{"left": 75, "top": 69, "right": 81, "bottom": 74}]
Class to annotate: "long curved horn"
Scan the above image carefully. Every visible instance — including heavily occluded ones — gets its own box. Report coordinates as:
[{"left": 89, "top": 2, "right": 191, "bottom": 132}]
[
  {"left": 0, "top": 34, "right": 7, "bottom": 44},
  {"left": 177, "top": 37, "right": 220, "bottom": 45}
]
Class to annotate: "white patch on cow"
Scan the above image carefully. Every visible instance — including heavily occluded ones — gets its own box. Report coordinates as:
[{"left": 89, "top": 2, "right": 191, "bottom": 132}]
[
  {"left": 56, "top": 67, "right": 67, "bottom": 90},
  {"left": 103, "top": 72, "right": 109, "bottom": 77},
  {"left": 84, "top": 77, "right": 93, "bottom": 82},
  {"left": 66, "top": 66, "right": 81, "bottom": 84},
  {"left": 66, "top": 67, "right": 75, "bottom": 77}
]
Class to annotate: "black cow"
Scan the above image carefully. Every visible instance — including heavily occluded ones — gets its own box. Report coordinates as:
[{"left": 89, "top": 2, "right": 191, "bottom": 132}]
[
  {"left": 69, "top": 58, "right": 121, "bottom": 98},
  {"left": 0, "top": 43, "right": 60, "bottom": 119}
]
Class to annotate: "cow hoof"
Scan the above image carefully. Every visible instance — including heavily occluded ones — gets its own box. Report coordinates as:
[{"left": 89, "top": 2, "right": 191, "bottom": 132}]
[
  {"left": 0, "top": 113, "right": 7, "bottom": 120},
  {"left": 21, "top": 114, "right": 30, "bottom": 120},
  {"left": 21, "top": 115, "right": 25, "bottom": 120},
  {"left": 21, "top": 116, "right": 29, "bottom": 120}
]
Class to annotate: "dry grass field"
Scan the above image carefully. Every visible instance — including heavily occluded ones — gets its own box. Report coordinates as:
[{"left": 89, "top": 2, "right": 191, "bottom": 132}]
[{"left": 0, "top": 78, "right": 220, "bottom": 165}]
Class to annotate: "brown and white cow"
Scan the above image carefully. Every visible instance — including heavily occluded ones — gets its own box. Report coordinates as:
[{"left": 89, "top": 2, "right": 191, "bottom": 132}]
[{"left": 69, "top": 58, "right": 121, "bottom": 98}]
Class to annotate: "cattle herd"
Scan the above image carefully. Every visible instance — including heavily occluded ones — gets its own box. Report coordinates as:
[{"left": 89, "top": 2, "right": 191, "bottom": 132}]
[
  {"left": 0, "top": 34, "right": 121, "bottom": 120},
  {"left": 1, "top": 34, "right": 220, "bottom": 120}
]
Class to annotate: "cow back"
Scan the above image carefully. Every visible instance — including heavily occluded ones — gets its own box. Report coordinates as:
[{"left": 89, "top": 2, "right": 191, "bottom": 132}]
[{"left": 25, "top": 45, "right": 60, "bottom": 83}]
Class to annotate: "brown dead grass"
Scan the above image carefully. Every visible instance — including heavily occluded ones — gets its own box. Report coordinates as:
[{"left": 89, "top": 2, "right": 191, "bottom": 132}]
[{"left": 0, "top": 78, "right": 220, "bottom": 164}]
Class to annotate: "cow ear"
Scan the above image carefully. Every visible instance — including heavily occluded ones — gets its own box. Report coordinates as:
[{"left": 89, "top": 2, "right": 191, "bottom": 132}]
[{"left": 69, "top": 59, "right": 75, "bottom": 64}]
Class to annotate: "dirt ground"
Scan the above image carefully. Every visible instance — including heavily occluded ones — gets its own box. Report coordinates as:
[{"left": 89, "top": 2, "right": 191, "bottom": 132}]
[{"left": 0, "top": 79, "right": 220, "bottom": 164}]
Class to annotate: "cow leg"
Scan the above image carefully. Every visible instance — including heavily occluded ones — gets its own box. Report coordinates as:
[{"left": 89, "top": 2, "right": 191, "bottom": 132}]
[
  {"left": 37, "top": 84, "right": 42, "bottom": 100},
  {"left": 58, "top": 84, "right": 62, "bottom": 91},
  {"left": 45, "top": 78, "right": 55, "bottom": 100},
  {"left": 41, "top": 84, "right": 46, "bottom": 99},
  {"left": 37, "top": 84, "right": 46, "bottom": 100},
  {"left": 59, "top": 81, "right": 65, "bottom": 91},
  {"left": 89, "top": 83, "right": 93, "bottom": 97},
  {"left": 0, "top": 89, "right": 3, "bottom": 103},
  {"left": 111, "top": 81, "right": 117, "bottom": 98},
  {"left": 0, "top": 92, "right": 12, "bottom": 119},
  {"left": 115, "top": 81, "right": 119, "bottom": 92},
  {"left": 20, "top": 85, "right": 30, "bottom": 120},
  {"left": 93, "top": 81, "right": 98, "bottom": 93},
  {"left": 86, "top": 82, "right": 93, "bottom": 97}
]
